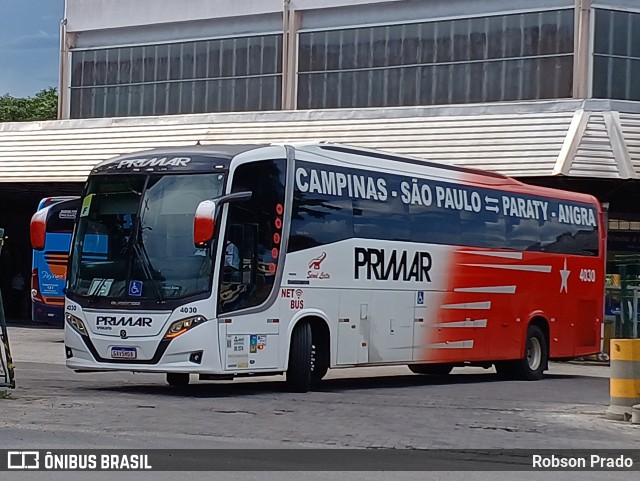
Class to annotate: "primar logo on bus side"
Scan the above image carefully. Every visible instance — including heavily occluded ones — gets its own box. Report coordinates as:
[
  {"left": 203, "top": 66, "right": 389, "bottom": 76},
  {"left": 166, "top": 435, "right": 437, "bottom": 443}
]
[{"left": 354, "top": 247, "right": 432, "bottom": 282}]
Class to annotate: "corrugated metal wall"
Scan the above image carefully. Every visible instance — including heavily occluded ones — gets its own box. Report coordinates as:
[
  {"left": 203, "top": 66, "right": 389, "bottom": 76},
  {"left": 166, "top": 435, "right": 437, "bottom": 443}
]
[
  {"left": 570, "top": 113, "right": 620, "bottom": 178},
  {"left": 1, "top": 100, "right": 639, "bottom": 182}
]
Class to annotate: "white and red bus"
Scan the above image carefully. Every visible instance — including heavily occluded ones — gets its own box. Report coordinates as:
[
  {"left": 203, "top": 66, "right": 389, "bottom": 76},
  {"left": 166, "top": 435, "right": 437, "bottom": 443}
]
[{"left": 31, "top": 143, "right": 605, "bottom": 391}]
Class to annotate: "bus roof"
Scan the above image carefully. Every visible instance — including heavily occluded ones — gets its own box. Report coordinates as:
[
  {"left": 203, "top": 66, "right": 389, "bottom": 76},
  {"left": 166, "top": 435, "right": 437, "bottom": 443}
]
[
  {"left": 37, "top": 196, "right": 81, "bottom": 210},
  {"left": 89, "top": 142, "right": 600, "bottom": 208}
]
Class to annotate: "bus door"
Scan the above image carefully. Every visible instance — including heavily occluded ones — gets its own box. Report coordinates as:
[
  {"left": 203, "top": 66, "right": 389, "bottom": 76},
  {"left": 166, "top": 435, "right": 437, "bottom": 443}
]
[
  {"left": 336, "top": 290, "right": 370, "bottom": 365},
  {"left": 369, "top": 291, "right": 414, "bottom": 363},
  {"left": 219, "top": 221, "right": 282, "bottom": 371}
]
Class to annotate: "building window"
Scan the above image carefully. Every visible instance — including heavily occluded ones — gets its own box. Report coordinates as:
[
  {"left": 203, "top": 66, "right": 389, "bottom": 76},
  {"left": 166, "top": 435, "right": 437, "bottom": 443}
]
[
  {"left": 593, "top": 9, "right": 640, "bottom": 101},
  {"left": 70, "top": 35, "right": 283, "bottom": 118},
  {"left": 297, "top": 10, "right": 574, "bottom": 109}
]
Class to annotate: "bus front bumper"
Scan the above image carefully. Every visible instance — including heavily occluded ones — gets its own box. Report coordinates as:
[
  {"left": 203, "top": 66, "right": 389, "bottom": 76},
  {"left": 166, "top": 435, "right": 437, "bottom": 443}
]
[{"left": 64, "top": 320, "right": 223, "bottom": 373}]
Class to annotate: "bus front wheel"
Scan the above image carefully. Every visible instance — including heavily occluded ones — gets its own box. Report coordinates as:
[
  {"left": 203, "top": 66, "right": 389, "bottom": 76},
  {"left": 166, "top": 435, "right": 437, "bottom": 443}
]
[
  {"left": 285, "top": 321, "right": 313, "bottom": 393},
  {"left": 166, "top": 372, "right": 190, "bottom": 388},
  {"left": 495, "top": 324, "right": 548, "bottom": 381},
  {"left": 311, "top": 341, "right": 329, "bottom": 383}
]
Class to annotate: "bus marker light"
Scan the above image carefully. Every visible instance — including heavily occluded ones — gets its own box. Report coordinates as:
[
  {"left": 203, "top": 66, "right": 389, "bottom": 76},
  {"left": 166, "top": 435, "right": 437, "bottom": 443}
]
[{"left": 30, "top": 209, "right": 48, "bottom": 250}]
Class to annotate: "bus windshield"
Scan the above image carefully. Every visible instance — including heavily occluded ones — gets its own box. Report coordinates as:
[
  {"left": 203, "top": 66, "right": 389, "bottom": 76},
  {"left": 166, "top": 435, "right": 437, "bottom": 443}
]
[{"left": 67, "top": 172, "right": 225, "bottom": 303}]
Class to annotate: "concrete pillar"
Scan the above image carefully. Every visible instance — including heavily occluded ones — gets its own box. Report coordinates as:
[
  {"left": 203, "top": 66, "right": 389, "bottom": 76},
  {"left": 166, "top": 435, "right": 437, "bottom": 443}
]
[
  {"left": 58, "top": 21, "right": 75, "bottom": 120},
  {"left": 282, "top": 0, "right": 301, "bottom": 110},
  {"left": 573, "top": 0, "right": 592, "bottom": 99}
]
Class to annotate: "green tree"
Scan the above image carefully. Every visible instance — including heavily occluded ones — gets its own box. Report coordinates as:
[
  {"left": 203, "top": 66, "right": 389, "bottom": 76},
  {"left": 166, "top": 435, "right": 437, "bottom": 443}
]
[{"left": 0, "top": 88, "right": 58, "bottom": 122}]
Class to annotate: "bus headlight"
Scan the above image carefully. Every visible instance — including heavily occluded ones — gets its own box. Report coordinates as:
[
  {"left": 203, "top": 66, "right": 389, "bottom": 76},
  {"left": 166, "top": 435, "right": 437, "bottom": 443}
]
[
  {"left": 66, "top": 313, "right": 88, "bottom": 336},
  {"left": 164, "top": 315, "right": 206, "bottom": 340}
]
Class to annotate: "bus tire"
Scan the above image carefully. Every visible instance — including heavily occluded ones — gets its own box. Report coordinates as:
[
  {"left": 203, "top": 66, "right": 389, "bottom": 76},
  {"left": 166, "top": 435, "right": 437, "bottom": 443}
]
[
  {"left": 285, "top": 321, "right": 312, "bottom": 392},
  {"left": 311, "top": 342, "right": 329, "bottom": 383},
  {"left": 495, "top": 325, "right": 548, "bottom": 381},
  {"left": 166, "top": 373, "right": 190, "bottom": 388},
  {"left": 408, "top": 363, "right": 453, "bottom": 376}
]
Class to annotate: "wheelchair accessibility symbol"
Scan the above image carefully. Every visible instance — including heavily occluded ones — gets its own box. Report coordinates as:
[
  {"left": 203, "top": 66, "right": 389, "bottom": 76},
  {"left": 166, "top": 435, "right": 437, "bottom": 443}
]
[
  {"left": 129, "top": 280, "right": 143, "bottom": 297},
  {"left": 416, "top": 291, "right": 425, "bottom": 305}
]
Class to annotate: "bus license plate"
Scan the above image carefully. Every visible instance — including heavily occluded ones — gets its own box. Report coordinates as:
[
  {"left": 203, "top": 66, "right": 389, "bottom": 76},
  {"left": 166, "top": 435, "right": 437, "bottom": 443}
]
[{"left": 111, "top": 347, "right": 137, "bottom": 359}]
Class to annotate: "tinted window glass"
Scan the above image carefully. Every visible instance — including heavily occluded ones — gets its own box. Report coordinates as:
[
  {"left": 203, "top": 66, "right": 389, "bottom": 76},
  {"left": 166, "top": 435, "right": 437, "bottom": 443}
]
[
  {"left": 593, "top": 9, "right": 640, "bottom": 101},
  {"left": 218, "top": 159, "right": 287, "bottom": 313},
  {"left": 70, "top": 34, "right": 283, "bottom": 118},
  {"left": 47, "top": 201, "right": 80, "bottom": 234},
  {"left": 290, "top": 160, "right": 598, "bottom": 256},
  {"left": 289, "top": 193, "right": 353, "bottom": 252},
  {"left": 298, "top": 9, "right": 573, "bottom": 109}
]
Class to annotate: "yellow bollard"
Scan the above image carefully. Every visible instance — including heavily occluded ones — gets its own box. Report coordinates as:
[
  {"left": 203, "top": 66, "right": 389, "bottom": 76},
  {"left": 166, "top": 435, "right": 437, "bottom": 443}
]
[{"left": 606, "top": 339, "right": 640, "bottom": 421}]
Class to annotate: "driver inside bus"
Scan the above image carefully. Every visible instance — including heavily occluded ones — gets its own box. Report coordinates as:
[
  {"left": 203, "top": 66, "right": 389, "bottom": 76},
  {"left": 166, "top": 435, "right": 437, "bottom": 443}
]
[{"left": 223, "top": 239, "right": 240, "bottom": 282}]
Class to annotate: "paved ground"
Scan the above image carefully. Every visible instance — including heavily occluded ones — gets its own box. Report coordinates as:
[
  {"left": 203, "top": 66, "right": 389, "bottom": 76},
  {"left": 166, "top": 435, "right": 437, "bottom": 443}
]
[{"left": 0, "top": 326, "right": 638, "bottom": 480}]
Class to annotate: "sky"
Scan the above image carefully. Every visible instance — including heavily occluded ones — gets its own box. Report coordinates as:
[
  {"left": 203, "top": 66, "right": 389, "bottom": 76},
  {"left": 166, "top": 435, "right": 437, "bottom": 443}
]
[{"left": 0, "top": 0, "right": 64, "bottom": 97}]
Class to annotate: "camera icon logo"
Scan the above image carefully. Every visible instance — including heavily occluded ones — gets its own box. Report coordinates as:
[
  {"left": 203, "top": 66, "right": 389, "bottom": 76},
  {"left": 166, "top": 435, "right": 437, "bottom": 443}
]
[{"left": 7, "top": 451, "right": 40, "bottom": 469}]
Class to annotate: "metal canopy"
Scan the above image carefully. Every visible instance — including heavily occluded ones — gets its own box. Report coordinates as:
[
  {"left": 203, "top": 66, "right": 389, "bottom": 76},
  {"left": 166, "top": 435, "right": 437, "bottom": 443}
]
[{"left": 1, "top": 99, "right": 640, "bottom": 183}]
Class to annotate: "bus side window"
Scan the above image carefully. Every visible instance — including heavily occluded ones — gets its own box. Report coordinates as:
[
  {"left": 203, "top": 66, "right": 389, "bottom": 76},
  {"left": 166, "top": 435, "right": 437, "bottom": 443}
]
[{"left": 222, "top": 222, "right": 258, "bottom": 284}]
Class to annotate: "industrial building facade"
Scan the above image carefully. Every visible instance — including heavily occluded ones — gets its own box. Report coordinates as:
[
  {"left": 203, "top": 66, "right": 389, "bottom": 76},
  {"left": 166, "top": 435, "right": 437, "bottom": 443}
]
[
  {"left": 61, "top": 0, "right": 640, "bottom": 117},
  {"left": 1, "top": 0, "right": 640, "bottom": 318}
]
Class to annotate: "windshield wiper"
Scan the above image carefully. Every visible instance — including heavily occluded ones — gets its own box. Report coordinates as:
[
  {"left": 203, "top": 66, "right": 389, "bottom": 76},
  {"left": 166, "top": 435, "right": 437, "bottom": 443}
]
[
  {"left": 133, "top": 236, "right": 165, "bottom": 304},
  {"left": 87, "top": 277, "right": 109, "bottom": 303}
]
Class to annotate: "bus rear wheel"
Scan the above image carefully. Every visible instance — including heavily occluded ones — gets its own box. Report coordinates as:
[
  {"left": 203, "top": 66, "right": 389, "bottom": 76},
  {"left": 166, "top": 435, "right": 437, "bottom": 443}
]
[
  {"left": 166, "top": 372, "right": 190, "bottom": 388},
  {"left": 408, "top": 363, "right": 453, "bottom": 376},
  {"left": 285, "top": 321, "right": 313, "bottom": 392},
  {"left": 495, "top": 324, "right": 548, "bottom": 381}
]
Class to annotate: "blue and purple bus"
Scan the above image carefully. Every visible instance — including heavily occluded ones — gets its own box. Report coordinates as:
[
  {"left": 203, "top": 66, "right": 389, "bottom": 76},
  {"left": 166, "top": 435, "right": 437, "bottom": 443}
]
[{"left": 31, "top": 197, "right": 80, "bottom": 325}]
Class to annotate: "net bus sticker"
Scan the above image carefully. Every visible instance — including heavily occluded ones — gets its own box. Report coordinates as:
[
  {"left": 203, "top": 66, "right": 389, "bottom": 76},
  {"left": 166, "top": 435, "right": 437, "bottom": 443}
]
[
  {"left": 281, "top": 288, "right": 304, "bottom": 309},
  {"left": 294, "top": 163, "right": 598, "bottom": 228}
]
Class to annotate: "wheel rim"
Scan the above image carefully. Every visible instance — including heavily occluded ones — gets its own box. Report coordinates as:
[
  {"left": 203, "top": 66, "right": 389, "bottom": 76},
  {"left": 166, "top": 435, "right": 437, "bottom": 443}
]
[{"left": 526, "top": 337, "right": 542, "bottom": 371}]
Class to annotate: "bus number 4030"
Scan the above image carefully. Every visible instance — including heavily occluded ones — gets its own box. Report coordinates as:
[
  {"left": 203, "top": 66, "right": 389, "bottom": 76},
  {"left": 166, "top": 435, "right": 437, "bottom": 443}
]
[{"left": 579, "top": 269, "right": 596, "bottom": 282}]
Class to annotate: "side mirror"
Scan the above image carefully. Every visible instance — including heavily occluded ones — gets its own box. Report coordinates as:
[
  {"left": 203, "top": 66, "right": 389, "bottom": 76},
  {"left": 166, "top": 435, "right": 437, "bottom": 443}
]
[
  {"left": 30, "top": 208, "right": 48, "bottom": 251},
  {"left": 194, "top": 200, "right": 217, "bottom": 247},
  {"left": 193, "top": 191, "right": 252, "bottom": 248}
]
